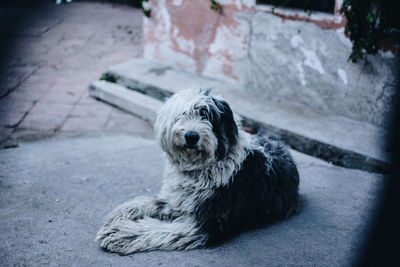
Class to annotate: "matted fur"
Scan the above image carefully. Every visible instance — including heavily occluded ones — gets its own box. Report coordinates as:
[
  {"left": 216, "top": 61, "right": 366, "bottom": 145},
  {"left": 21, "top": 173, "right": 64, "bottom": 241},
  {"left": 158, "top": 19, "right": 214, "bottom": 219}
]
[{"left": 95, "top": 89, "right": 300, "bottom": 254}]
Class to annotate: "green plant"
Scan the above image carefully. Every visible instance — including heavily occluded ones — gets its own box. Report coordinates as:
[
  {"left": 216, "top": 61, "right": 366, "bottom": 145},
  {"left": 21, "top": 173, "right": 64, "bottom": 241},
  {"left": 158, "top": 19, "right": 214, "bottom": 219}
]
[
  {"left": 341, "top": 0, "right": 398, "bottom": 62},
  {"left": 142, "top": 0, "right": 151, "bottom": 18},
  {"left": 210, "top": 0, "right": 222, "bottom": 14},
  {"left": 140, "top": 0, "right": 221, "bottom": 18},
  {"left": 100, "top": 73, "right": 117, "bottom": 83}
]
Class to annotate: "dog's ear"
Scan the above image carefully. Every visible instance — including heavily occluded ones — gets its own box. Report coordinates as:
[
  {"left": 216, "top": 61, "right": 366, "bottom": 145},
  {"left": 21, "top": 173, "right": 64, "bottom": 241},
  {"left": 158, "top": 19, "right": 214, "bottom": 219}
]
[
  {"left": 209, "top": 97, "right": 238, "bottom": 160},
  {"left": 154, "top": 109, "right": 169, "bottom": 152},
  {"left": 200, "top": 88, "right": 212, "bottom": 96}
]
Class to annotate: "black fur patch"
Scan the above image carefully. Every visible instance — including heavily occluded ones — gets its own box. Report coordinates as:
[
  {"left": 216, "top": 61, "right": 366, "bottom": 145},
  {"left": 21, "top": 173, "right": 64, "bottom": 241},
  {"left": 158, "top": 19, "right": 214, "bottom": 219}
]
[
  {"left": 193, "top": 140, "right": 300, "bottom": 245},
  {"left": 205, "top": 97, "right": 238, "bottom": 160}
]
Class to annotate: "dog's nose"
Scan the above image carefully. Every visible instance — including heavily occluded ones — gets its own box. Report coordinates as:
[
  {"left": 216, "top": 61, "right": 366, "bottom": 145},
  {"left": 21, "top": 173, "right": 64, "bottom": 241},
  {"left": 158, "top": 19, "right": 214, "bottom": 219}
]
[{"left": 184, "top": 131, "right": 200, "bottom": 146}]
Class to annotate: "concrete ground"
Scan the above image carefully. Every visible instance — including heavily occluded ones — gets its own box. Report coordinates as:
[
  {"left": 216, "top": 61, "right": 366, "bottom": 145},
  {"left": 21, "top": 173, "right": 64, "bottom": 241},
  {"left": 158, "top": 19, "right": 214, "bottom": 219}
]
[
  {"left": 0, "top": 135, "right": 383, "bottom": 266},
  {"left": 0, "top": 2, "right": 154, "bottom": 149}
]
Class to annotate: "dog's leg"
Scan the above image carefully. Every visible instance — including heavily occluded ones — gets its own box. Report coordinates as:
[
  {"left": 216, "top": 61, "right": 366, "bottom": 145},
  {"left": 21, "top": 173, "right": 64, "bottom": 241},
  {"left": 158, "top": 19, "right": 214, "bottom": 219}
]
[
  {"left": 101, "top": 196, "right": 180, "bottom": 227},
  {"left": 96, "top": 216, "right": 208, "bottom": 254},
  {"left": 101, "top": 196, "right": 160, "bottom": 226}
]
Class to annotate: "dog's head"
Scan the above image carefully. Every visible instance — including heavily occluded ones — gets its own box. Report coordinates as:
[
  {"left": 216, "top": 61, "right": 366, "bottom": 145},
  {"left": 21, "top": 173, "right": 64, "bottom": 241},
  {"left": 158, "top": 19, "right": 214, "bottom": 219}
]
[{"left": 154, "top": 89, "right": 239, "bottom": 171}]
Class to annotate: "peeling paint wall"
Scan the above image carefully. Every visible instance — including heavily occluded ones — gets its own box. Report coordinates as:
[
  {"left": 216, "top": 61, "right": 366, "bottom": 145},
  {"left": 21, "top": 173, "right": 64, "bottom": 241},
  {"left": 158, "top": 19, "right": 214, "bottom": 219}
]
[
  {"left": 143, "top": 0, "right": 398, "bottom": 128},
  {"left": 144, "top": 0, "right": 253, "bottom": 80}
]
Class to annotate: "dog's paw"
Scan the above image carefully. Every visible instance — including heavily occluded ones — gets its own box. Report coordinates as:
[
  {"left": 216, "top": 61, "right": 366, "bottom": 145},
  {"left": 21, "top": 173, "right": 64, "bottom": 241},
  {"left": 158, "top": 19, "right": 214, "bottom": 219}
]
[
  {"left": 103, "top": 207, "right": 142, "bottom": 227},
  {"left": 103, "top": 196, "right": 158, "bottom": 226},
  {"left": 95, "top": 222, "right": 140, "bottom": 255},
  {"left": 96, "top": 216, "right": 209, "bottom": 253},
  {"left": 95, "top": 224, "right": 114, "bottom": 243}
]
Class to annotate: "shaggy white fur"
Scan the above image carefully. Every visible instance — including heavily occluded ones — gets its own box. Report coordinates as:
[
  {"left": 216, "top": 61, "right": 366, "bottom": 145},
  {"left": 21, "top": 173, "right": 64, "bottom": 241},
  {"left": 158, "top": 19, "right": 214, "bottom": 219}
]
[{"left": 95, "top": 88, "right": 300, "bottom": 254}]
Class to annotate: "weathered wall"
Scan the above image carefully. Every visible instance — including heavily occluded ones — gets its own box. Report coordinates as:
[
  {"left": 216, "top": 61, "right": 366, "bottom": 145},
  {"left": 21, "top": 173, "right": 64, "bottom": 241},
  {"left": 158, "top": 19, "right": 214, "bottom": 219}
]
[
  {"left": 143, "top": 0, "right": 398, "bottom": 128},
  {"left": 143, "top": 0, "right": 254, "bottom": 76},
  {"left": 236, "top": 12, "right": 399, "bottom": 128}
]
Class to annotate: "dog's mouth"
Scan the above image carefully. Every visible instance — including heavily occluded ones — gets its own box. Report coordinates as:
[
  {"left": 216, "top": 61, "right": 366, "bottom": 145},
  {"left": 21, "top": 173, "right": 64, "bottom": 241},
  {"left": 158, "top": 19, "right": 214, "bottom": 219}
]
[
  {"left": 178, "top": 143, "right": 203, "bottom": 156},
  {"left": 183, "top": 143, "right": 198, "bottom": 150},
  {"left": 171, "top": 142, "right": 213, "bottom": 169},
  {"left": 182, "top": 144, "right": 201, "bottom": 154}
]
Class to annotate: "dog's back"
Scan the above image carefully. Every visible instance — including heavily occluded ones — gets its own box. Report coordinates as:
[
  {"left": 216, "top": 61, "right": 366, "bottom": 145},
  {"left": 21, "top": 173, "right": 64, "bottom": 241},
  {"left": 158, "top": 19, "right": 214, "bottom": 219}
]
[{"left": 193, "top": 134, "right": 300, "bottom": 245}]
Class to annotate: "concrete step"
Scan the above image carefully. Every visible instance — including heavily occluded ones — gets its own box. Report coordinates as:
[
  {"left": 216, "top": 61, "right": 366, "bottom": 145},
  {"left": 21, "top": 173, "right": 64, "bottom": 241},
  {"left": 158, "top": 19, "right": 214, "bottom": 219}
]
[
  {"left": 90, "top": 58, "right": 389, "bottom": 173},
  {"left": 89, "top": 80, "right": 163, "bottom": 124}
]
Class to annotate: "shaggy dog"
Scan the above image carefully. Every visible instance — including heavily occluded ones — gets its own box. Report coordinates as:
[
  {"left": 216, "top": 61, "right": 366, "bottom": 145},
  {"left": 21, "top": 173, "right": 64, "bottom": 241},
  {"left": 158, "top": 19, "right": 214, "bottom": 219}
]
[{"left": 95, "top": 89, "right": 300, "bottom": 254}]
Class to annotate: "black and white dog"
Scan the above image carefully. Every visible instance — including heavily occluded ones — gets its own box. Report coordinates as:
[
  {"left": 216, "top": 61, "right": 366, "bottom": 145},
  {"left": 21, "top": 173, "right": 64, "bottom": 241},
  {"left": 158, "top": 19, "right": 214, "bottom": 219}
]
[{"left": 96, "top": 89, "right": 300, "bottom": 254}]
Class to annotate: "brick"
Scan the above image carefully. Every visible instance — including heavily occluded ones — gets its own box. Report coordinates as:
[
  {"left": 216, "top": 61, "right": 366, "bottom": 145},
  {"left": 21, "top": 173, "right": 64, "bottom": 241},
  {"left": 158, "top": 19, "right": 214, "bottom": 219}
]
[
  {"left": 69, "top": 103, "right": 113, "bottom": 118},
  {"left": 60, "top": 116, "right": 108, "bottom": 133},
  {"left": 105, "top": 116, "right": 154, "bottom": 139},
  {"left": 18, "top": 102, "right": 73, "bottom": 131},
  {"left": 41, "top": 84, "right": 86, "bottom": 104}
]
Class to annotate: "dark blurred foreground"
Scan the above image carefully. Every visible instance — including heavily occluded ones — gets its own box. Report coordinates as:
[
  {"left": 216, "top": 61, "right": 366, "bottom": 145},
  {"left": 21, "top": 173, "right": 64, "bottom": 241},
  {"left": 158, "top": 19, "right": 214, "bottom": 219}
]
[{"left": 356, "top": 103, "right": 400, "bottom": 266}]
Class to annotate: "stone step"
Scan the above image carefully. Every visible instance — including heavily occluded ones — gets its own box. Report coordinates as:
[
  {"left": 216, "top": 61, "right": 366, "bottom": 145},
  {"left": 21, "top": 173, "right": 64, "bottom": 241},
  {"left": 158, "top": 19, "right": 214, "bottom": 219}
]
[
  {"left": 89, "top": 80, "right": 163, "bottom": 124},
  {"left": 90, "top": 58, "right": 389, "bottom": 173}
]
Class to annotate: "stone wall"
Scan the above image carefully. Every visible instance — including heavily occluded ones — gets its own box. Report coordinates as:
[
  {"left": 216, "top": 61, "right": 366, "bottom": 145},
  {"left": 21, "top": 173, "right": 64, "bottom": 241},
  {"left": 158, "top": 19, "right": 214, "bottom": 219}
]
[{"left": 143, "top": 0, "right": 398, "bottom": 128}]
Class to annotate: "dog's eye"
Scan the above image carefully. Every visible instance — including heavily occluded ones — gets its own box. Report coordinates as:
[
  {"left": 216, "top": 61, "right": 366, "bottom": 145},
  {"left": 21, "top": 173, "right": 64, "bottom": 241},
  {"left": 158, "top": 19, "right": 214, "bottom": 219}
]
[{"left": 199, "top": 108, "right": 208, "bottom": 118}]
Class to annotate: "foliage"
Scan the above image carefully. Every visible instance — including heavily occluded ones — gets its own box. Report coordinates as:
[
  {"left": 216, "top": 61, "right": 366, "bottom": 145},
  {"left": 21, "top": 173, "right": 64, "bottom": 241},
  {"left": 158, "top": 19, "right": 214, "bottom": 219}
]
[
  {"left": 340, "top": 0, "right": 399, "bottom": 62},
  {"left": 142, "top": 0, "right": 151, "bottom": 18},
  {"left": 100, "top": 73, "right": 117, "bottom": 83},
  {"left": 210, "top": 0, "right": 222, "bottom": 14}
]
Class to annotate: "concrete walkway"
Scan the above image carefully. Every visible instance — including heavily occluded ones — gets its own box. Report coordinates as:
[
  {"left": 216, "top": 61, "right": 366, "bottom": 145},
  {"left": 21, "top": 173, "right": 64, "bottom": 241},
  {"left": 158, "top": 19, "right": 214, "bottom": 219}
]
[
  {"left": 0, "top": 2, "right": 153, "bottom": 149},
  {"left": 0, "top": 135, "right": 383, "bottom": 266}
]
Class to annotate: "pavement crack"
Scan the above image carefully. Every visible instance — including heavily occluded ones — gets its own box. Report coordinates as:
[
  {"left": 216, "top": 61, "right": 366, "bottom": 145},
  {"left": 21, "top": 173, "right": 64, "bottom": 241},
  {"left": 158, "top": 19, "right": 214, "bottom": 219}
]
[
  {"left": 37, "top": 19, "right": 64, "bottom": 37},
  {"left": 5, "top": 103, "right": 37, "bottom": 129},
  {"left": 0, "top": 65, "right": 41, "bottom": 100}
]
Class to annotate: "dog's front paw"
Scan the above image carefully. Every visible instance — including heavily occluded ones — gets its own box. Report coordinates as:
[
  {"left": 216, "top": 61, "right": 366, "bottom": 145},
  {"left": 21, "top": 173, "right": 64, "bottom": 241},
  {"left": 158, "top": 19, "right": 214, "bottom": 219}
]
[
  {"left": 104, "top": 196, "right": 158, "bottom": 226},
  {"left": 95, "top": 222, "right": 140, "bottom": 255},
  {"left": 96, "top": 216, "right": 209, "bottom": 254}
]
